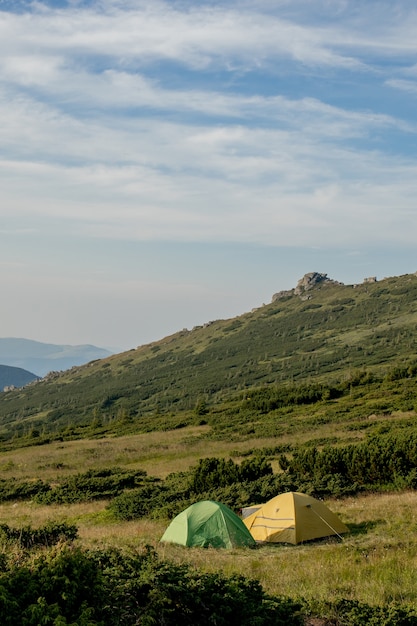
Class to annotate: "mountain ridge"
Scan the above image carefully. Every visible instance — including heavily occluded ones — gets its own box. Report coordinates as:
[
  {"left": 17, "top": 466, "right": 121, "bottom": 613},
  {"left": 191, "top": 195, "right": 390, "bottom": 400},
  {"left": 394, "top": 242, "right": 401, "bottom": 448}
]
[{"left": 0, "top": 270, "right": 417, "bottom": 444}]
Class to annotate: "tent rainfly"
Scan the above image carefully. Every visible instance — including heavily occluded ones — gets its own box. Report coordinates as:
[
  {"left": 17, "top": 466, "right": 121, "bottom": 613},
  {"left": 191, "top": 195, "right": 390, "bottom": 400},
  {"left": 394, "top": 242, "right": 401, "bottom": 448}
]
[
  {"left": 160, "top": 500, "right": 256, "bottom": 548},
  {"left": 243, "top": 491, "right": 348, "bottom": 545}
]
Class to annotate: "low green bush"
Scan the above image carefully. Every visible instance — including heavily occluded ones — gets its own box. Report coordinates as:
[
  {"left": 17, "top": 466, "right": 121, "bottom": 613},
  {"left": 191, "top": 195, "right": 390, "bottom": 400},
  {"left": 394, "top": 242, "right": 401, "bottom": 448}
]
[
  {"left": 311, "top": 598, "right": 417, "bottom": 625},
  {"left": 33, "top": 467, "right": 149, "bottom": 505},
  {"left": 278, "top": 430, "right": 417, "bottom": 497},
  {"left": 0, "top": 521, "right": 78, "bottom": 549},
  {"left": 107, "top": 484, "right": 174, "bottom": 520},
  {"left": 0, "top": 478, "right": 49, "bottom": 503},
  {"left": 109, "top": 456, "right": 276, "bottom": 520},
  {"left": 1, "top": 543, "right": 416, "bottom": 625},
  {"left": 0, "top": 544, "right": 304, "bottom": 625}
]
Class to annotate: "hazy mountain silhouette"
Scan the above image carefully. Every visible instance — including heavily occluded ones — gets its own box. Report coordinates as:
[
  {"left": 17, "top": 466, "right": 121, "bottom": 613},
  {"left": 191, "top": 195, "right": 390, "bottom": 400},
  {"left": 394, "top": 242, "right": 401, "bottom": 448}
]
[
  {"left": 0, "top": 364, "right": 38, "bottom": 390},
  {"left": 0, "top": 338, "right": 112, "bottom": 377}
]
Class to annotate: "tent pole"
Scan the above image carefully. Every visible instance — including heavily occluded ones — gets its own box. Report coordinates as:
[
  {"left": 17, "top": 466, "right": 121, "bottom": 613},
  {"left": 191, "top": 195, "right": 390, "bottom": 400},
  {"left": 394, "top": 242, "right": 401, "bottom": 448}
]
[{"left": 307, "top": 506, "right": 345, "bottom": 541}]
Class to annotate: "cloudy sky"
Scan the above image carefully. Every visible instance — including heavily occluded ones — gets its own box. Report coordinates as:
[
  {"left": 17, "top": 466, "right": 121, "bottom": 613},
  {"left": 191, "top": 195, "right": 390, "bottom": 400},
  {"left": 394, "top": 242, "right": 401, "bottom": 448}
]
[{"left": 1, "top": 0, "right": 416, "bottom": 351}]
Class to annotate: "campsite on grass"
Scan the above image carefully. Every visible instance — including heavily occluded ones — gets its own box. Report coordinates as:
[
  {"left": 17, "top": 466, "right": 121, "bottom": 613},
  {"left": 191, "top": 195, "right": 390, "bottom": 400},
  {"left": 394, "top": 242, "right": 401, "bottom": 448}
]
[{"left": 160, "top": 493, "right": 348, "bottom": 548}]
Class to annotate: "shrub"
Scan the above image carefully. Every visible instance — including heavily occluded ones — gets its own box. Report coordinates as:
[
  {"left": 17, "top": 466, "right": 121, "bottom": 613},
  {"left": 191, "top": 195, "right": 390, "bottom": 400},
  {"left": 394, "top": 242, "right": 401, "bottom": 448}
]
[
  {"left": 279, "top": 430, "right": 417, "bottom": 497},
  {"left": 107, "top": 484, "right": 171, "bottom": 520},
  {"left": 0, "top": 543, "right": 306, "bottom": 625},
  {"left": 0, "top": 545, "right": 104, "bottom": 625},
  {"left": 312, "top": 598, "right": 417, "bottom": 625},
  {"left": 92, "top": 545, "right": 304, "bottom": 626},
  {"left": 0, "top": 479, "right": 49, "bottom": 503},
  {"left": 109, "top": 456, "right": 276, "bottom": 521},
  {"left": 34, "top": 467, "right": 149, "bottom": 505},
  {"left": 0, "top": 521, "right": 78, "bottom": 549}
]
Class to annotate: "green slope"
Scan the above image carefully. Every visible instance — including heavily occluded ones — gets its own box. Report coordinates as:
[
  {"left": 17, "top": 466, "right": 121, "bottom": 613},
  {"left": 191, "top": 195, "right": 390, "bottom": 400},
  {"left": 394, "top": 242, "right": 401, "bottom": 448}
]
[{"left": 1, "top": 271, "right": 417, "bottom": 444}]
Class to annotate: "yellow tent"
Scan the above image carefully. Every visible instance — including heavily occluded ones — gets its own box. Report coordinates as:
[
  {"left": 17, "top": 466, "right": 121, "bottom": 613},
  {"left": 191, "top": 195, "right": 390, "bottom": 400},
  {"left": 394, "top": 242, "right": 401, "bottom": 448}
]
[{"left": 242, "top": 491, "right": 348, "bottom": 544}]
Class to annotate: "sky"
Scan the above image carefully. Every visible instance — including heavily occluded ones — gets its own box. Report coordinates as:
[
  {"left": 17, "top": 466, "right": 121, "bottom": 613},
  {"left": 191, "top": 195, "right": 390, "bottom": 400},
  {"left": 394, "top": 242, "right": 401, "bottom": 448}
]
[{"left": 1, "top": 0, "right": 417, "bottom": 352}]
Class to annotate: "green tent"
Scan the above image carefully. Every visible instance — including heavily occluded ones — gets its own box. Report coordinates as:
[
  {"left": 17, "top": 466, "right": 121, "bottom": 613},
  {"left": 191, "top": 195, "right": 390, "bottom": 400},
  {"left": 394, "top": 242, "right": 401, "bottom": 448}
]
[{"left": 160, "top": 500, "right": 256, "bottom": 548}]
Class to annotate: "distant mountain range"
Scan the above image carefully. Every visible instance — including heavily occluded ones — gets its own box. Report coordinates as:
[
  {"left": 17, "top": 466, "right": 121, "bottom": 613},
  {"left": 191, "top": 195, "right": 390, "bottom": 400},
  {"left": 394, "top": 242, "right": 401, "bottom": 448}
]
[
  {"left": 0, "top": 338, "right": 112, "bottom": 378},
  {"left": 0, "top": 364, "right": 38, "bottom": 391}
]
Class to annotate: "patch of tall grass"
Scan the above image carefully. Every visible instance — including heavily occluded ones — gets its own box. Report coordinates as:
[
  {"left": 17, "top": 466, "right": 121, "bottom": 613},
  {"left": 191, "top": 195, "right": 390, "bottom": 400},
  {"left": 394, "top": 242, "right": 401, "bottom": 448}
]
[
  {"left": 155, "top": 492, "right": 417, "bottom": 608},
  {"left": 2, "top": 416, "right": 417, "bottom": 612},
  {"left": 1, "top": 491, "right": 417, "bottom": 608}
]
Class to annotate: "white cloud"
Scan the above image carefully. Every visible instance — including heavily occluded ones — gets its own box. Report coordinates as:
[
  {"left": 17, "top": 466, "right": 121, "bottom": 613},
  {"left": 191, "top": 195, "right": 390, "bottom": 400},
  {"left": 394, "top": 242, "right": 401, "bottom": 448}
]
[
  {"left": 0, "top": 0, "right": 417, "bottom": 348},
  {"left": 0, "top": 0, "right": 400, "bottom": 77},
  {"left": 386, "top": 78, "right": 417, "bottom": 95}
]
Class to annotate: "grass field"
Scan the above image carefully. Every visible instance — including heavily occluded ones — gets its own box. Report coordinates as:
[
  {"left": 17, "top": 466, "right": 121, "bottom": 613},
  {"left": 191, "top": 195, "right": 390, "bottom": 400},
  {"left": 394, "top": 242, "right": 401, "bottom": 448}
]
[
  {"left": 1, "top": 426, "right": 417, "bottom": 610},
  {"left": 0, "top": 414, "right": 369, "bottom": 482},
  {"left": 1, "top": 491, "right": 416, "bottom": 607}
]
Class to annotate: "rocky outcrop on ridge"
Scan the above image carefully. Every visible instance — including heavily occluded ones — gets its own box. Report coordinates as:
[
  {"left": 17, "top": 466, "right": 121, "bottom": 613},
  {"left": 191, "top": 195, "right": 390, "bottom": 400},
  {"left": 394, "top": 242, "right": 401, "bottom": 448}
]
[
  {"left": 294, "top": 272, "right": 342, "bottom": 294},
  {"left": 272, "top": 272, "right": 343, "bottom": 302}
]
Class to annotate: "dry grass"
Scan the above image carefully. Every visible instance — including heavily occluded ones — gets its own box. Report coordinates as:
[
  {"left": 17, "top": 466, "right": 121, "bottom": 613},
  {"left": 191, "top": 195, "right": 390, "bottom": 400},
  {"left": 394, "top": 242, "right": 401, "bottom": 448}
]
[
  {"left": 1, "top": 490, "right": 417, "bottom": 608},
  {"left": 2, "top": 426, "right": 417, "bottom": 609},
  {"left": 0, "top": 428, "right": 212, "bottom": 481},
  {"left": 0, "top": 427, "right": 301, "bottom": 481},
  {"left": 0, "top": 418, "right": 367, "bottom": 485}
]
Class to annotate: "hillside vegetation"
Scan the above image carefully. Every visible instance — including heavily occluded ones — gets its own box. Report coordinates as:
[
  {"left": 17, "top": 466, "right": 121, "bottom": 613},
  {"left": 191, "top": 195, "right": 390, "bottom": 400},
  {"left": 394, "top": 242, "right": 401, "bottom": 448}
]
[{"left": 0, "top": 271, "right": 417, "bottom": 446}]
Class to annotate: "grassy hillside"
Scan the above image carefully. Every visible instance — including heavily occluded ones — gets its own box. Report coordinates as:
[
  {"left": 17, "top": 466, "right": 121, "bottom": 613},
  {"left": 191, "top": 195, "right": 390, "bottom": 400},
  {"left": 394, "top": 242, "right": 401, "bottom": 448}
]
[
  {"left": 2, "top": 272, "right": 417, "bottom": 622},
  {"left": 1, "top": 271, "right": 417, "bottom": 446}
]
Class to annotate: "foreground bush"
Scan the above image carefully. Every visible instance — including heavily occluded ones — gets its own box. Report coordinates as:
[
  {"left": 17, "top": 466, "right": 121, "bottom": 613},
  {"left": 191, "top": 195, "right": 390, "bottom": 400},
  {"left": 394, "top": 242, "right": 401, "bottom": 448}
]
[
  {"left": 0, "top": 541, "right": 416, "bottom": 624},
  {"left": 311, "top": 598, "right": 417, "bottom": 625},
  {"left": 0, "top": 545, "right": 104, "bottom": 625},
  {"left": 93, "top": 546, "right": 304, "bottom": 626},
  {"left": 0, "top": 544, "right": 303, "bottom": 625}
]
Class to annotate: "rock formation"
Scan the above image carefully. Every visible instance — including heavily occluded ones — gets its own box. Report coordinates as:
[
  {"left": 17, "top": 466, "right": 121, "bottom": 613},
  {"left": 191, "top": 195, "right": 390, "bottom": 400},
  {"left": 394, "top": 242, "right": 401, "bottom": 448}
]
[{"left": 272, "top": 272, "right": 343, "bottom": 302}]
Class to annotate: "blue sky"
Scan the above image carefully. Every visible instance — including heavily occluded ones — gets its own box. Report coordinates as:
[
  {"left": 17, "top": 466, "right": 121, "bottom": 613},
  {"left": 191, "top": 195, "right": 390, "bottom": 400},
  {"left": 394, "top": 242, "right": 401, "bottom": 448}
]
[{"left": 1, "top": 0, "right": 417, "bottom": 351}]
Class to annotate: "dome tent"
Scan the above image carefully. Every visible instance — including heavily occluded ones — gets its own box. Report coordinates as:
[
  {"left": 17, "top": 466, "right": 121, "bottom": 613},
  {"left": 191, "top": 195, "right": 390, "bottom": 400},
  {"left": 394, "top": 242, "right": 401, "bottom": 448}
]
[
  {"left": 243, "top": 491, "right": 348, "bottom": 545},
  {"left": 160, "top": 500, "right": 256, "bottom": 548}
]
